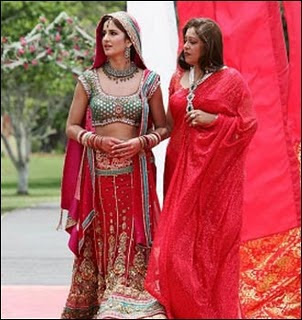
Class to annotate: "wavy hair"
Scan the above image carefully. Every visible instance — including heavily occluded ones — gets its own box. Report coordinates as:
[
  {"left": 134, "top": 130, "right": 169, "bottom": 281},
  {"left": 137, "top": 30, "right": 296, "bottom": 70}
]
[{"left": 178, "top": 18, "right": 224, "bottom": 72}]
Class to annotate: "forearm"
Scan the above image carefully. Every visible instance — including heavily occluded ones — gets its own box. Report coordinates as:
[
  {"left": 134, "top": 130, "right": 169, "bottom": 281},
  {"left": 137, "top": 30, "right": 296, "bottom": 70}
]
[
  {"left": 153, "top": 126, "right": 170, "bottom": 141},
  {"left": 66, "top": 124, "right": 86, "bottom": 142}
]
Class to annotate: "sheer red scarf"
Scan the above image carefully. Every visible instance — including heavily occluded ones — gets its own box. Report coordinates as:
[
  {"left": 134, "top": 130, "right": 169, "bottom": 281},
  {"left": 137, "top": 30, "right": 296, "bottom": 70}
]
[{"left": 145, "top": 67, "right": 257, "bottom": 319}]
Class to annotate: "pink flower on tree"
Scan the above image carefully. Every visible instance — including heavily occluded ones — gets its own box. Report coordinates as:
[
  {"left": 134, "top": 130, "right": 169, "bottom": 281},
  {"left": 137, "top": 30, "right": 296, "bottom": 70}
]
[
  {"left": 20, "top": 37, "right": 27, "bottom": 46},
  {"left": 61, "top": 50, "right": 70, "bottom": 57},
  {"left": 18, "top": 48, "right": 25, "bottom": 55},
  {"left": 55, "top": 32, "right": 61, "bottom": 42},
  {"left": 29, "top": 45, "right": 36, "bottom": 53},
  {"left": 39, "top": 16, "right": 47, "bottom": 24},
  {"left": 3, "top": 13, "right": 94, "bottom": 72},
  {"left": 46, "top": 48, "right": 53, "bottom": 55}
]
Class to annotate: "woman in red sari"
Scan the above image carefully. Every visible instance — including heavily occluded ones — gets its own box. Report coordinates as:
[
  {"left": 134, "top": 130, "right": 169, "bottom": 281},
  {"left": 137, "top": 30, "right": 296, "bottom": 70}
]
[
  {"left": 60, "top": 11, "right": 168, "bottom": 319},
  {"left": 145, "top": 18, "right": 258, "bottom": 319}
]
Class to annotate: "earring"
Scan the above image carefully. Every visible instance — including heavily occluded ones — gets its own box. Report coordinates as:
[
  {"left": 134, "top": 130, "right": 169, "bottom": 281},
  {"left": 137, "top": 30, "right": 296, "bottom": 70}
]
[{"left": 124, "top": 47, "right": 130, "bottom": 60}]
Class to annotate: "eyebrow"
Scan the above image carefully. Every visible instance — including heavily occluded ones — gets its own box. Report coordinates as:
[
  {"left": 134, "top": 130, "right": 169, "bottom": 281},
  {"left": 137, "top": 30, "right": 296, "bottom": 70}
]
[
  {"left": 185, "top": 36, "right": 198, "bottom": 40},
  {"left": 103, "top": 28, "right": 119, "bottom": 32}
]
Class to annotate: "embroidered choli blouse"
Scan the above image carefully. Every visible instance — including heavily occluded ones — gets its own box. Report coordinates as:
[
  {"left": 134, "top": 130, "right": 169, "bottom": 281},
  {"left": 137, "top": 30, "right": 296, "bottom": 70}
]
[{"left": 78, "top": 69, "right": 160, "bottom": 128}]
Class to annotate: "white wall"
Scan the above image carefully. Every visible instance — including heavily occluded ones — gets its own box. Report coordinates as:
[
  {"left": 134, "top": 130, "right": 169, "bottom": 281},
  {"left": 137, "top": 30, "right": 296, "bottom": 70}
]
[{"left": 127, "top": 1, "right": 178, "bottom": 206}]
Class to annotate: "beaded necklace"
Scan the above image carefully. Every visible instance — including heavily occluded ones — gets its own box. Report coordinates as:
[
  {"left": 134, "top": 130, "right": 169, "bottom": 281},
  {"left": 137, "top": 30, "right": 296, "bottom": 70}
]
[
  {"left": 186, "top": 67, "right": 213, "bottom": 112},
  {"left": 103, "top": 61, "right": 139, "bottom": 84}
]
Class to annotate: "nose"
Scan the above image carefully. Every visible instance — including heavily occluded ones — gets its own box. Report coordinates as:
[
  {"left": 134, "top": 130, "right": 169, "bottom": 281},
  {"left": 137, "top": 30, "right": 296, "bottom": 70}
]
[
  {"left": 103, "top": 33, "right": 109, "bottom": 42},
  {"left": 184, "top": 41, "right": 189, "bottom": 50}
]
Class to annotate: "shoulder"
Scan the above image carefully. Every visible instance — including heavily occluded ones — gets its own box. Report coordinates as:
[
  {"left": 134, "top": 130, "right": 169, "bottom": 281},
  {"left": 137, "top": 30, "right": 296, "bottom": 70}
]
[
  {"left": 171, "top": 68, "right": 184, "bottom": 81},
  {"left": 218, "top": 66, "right": 250, "bottom": 94},
  {"left": 77, "top": 68, "right": 95, "bottom": 98},
  {"left": 142, "top": 69, "right": 161, "bottom": 87},
  {"left": 142, "top": 69, "right": 161, "bottom": 99},
  {"left": 79, "top": 68, "right": 95, "bottom": 81},
  {"left": 218, "top": 67, "right": 252, "bottom": 107},
  {"left": 222, "top": 67, "right": 247, "bottom": 86},
  {"left": 143, "top": 69, "right": 160, "bottom": 81},
  {"left": 169, "top": 68, "right": 185, "bottom": 94}
]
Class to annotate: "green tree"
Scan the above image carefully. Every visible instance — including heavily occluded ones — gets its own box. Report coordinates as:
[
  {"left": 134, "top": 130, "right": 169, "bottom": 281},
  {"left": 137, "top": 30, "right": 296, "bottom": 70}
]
[{"left": 1, "top": 1, "right": 125, "bottom": 194}]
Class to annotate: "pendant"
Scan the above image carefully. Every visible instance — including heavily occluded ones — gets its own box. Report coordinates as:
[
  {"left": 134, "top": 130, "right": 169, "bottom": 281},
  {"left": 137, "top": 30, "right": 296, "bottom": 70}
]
[{"left": 186, "top": 102, "right": 194, "bottom": 113}]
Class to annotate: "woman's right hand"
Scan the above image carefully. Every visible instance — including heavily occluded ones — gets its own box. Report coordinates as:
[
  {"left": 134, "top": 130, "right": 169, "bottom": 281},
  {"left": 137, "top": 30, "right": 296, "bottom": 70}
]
[{"left": 100, "top": 136, "right": 123, "bottom": 154}]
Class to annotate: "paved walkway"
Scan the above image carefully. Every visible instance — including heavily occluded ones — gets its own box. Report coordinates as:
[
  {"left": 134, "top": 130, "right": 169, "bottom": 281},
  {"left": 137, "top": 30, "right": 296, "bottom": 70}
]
[{"left": 1, "top": 203, "right": 74, "bottom": 319}]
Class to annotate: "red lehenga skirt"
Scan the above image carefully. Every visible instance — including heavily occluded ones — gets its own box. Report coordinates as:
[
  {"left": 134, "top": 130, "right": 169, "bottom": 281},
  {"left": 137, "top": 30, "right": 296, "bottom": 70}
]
[{"left": 61, "top": 151, "right": 166, "bottom": 319}]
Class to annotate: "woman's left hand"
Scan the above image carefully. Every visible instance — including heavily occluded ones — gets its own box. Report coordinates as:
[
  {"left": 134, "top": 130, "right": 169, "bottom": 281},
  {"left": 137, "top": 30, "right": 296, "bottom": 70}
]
[
  {"left": 185, "top": 110, "right": 218, "bottom": 127},
  {"left": 110, "top": 138, "right": 142, "bottom": 159}
]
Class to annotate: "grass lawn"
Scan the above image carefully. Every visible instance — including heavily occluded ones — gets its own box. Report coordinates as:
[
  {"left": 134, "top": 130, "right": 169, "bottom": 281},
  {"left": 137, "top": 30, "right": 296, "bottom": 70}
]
[{"left": 1, "top": 153, "right": 64, "bottom": 214}]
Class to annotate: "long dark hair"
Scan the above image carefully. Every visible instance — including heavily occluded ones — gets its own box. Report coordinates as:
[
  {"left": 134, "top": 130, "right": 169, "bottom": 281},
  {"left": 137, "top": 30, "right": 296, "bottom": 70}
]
[{"left": 178, "top": 18, "right": 224, "bottom": 72}]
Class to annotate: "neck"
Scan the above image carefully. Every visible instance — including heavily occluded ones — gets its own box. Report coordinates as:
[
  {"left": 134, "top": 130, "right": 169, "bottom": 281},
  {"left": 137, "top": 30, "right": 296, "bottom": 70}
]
[
  {"left": 108, "top": 57, "right": 130, "bottom": 70},
  {"left": 193, "top": 65, "right": 204, "bottom": 80}
]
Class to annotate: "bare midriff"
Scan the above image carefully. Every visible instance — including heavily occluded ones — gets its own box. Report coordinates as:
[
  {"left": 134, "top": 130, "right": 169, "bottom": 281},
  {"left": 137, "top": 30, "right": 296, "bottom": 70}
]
[{"left": 95, "top": 123, "right": 138, "bottom": 140}]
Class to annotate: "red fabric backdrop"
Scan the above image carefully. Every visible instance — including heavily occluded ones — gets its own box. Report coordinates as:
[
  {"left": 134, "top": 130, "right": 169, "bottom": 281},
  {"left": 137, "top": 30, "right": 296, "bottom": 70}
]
[
  {"left": 176, "top": 1, "right": 301, "bottom": 241},
  {"left": 283, "top": 1, "right": 301, "bottom": 146}
]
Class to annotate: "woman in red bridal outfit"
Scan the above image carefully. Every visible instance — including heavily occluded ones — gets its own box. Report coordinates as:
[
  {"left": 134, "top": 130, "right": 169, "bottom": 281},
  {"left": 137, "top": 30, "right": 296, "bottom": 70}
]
[
  {"left": 145, "top": 17, "right": 258, "bottom": 319},
  {"left": 60, "top": 11, "right": 168, "bottom": 319}
]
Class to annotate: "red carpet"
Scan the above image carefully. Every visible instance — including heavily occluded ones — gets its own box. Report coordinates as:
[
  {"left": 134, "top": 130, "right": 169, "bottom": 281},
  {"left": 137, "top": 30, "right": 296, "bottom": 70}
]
[{"left": 1, "top": 286, "right": 69, "bottom": 319}]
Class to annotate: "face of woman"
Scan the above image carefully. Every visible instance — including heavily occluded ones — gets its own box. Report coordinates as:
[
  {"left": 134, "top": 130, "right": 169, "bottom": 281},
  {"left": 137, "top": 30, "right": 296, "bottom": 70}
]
[
  {"left": 183, "top": 27, "right": 204, "bottom": 66},
  {"left": 102, "top": 20, "right": 131, "bottom": 58}
]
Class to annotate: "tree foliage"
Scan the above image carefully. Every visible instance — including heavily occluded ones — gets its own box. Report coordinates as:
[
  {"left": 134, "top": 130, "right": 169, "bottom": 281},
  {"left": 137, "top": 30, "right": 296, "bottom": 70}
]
[
  {"left": 1, "top": 0, "right": 126, "bottom": 152},
  {"left": 1, "top": 1, "right": 125, "bottom": 194}
]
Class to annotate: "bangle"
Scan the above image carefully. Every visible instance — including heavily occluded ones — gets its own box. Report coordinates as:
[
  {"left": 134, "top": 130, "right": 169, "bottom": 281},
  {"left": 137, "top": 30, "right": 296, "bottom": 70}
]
[
  {"left": 95, "top": 135, "right": 103, "bottom": 150},
  {"left": 141, "top": 133, "right": 161, "bottom": 149},
  {"left": 82, "top": 132, "right": 93, "bottom": 147},
  {"left": 153, "top": 131, "right": 162, "bottom": 143},
  {"left": 77, "top": 129, "right": 87, "bottom": 144},
  {"left": 144, "top": 134, "right": 153, "bottom": 148},
  {"left": 149, "top": 134, "right": 158, "bottom": 147},
  {"left": 141, "top": 136, "right": 147, "bottom": 148},
  {"left": 92, "top": 135, "right": 99, "bottom": 149},
  {"left": 89, "top": 134, "right": 98, "bottom": 149},
  {"left": 138, "top": 136, "right": 145, "bottom": 149},
  {"left": 98, "top": 136, "right": 104, "bottom": 150}
]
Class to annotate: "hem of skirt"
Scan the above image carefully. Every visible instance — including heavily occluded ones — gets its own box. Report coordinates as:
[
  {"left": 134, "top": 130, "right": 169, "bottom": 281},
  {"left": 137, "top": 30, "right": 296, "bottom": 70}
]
[
  {"left": 93, "top": 310, "right": 166, "bottom": 319},
  {"left": 61, "top": 305, "right": 99, "bottom": 319}
]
